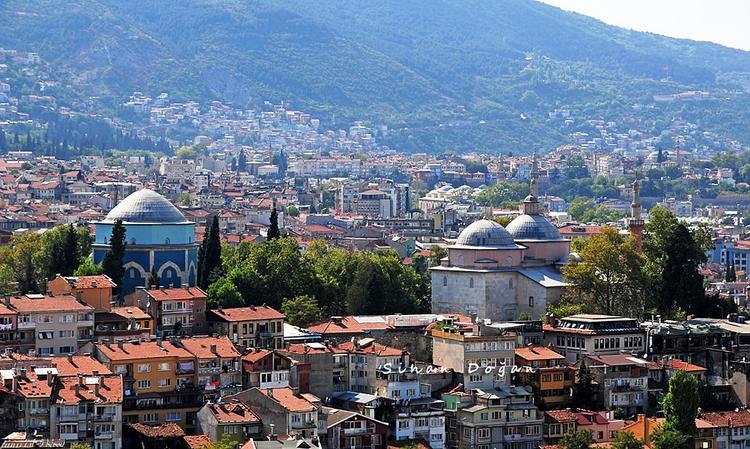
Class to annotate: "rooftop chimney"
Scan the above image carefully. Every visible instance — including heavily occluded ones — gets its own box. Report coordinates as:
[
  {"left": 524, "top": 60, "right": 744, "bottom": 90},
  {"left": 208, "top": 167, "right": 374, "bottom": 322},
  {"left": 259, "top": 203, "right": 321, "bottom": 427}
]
[{"left": 95, "top": 382, "right": 100, "bottom": 397}]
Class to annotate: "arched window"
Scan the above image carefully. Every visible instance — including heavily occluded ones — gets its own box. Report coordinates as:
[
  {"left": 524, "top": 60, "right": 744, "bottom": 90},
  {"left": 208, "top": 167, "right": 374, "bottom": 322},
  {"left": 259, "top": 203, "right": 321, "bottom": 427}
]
[
  {"left": 509, "top": 278, "right": 513, "bottom": 289},
  {"left": 458, "top": 255, "right": 464, "bottom": 266},
  {"left": 130, "top": 238, "right": 137, "bottom": 245},
  {"left": 469, "top": 277, "right": 474, "bottom": 288},
  {"left": 443, "top": 276, "right": 447, "bottom": 287},
  {"left": 164, "top": 237, "right": 171, "bottom": 245}
]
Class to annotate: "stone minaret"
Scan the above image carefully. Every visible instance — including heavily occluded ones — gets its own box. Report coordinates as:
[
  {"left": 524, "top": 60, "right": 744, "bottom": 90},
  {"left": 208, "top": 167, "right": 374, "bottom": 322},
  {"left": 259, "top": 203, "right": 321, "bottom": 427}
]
[
  {"left": 628, "top": 178, "right": 645, "bottom": 253},
  {"left": 522, "top": 154, "right": 541, "bottom": 215}
]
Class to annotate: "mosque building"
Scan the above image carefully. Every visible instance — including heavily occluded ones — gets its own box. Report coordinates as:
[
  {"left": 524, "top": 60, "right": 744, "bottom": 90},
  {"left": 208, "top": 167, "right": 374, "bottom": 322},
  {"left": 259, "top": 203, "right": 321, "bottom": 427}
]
[
  {"left": 93, "top": 189, "right": 198, "bottom": 295},
  {"left": 431, "top": 158, "right": 574, "bottom": 321}
]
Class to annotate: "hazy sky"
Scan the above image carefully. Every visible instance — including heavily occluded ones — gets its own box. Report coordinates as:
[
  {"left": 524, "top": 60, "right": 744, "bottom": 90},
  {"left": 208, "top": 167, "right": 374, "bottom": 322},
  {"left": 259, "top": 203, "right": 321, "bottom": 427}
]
[{"left": 538, "top": 0, "right": 750, "bottom": 51}]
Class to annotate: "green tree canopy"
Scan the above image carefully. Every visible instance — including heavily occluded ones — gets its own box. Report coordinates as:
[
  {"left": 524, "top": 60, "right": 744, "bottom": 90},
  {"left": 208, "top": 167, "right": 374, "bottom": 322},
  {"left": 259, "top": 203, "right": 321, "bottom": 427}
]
[
  {"left": 662, "top": 370, "right": 699, "bottom": 437},
  {"left": 281, "top": 295, "right": 321, "bottom": 327},
  {"left": 560, "top": 429, "right": 593, "bottom": 449},
  {"left": 562, "top": 227, "right": 647, "bottom": 316},
  {"left": 611, "top": 431, "right": 644, "bottom": 449}
]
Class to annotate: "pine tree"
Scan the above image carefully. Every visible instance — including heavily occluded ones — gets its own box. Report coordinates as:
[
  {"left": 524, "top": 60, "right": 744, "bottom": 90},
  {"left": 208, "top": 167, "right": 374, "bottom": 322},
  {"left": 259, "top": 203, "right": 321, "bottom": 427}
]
[
  {"left": 101, "top": 219, "right": 127, "bottom": 295},
  {"left": 267, "top": 208, "right": 281, "bottom": 240}
]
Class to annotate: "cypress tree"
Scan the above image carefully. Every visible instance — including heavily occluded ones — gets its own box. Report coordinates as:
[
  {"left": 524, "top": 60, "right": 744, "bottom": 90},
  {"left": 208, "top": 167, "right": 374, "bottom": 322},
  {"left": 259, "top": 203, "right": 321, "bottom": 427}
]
[
  {"left": 267, "top": 208, "right": 280, "bottom": 240},
  {"left": 572, "top": 359, "right": 595, "bottom": 409},
  {"left": 197, "top": 236, "right": 207, "bottom": 289},
  {"left": 662, "top": 370, "right": 699, "bottom": 447},
  {"left": 63, "top": 224, "right": 80, "bottom": 275},
  {"left": 660, "top": 224, "right": 706, "bottom": 315},
  {"left": 237, "top": 150, "right": 247, "bottom": 172},
  {"left": 199, "top": 216, "right": 222, "bottom": 290},
  {"left": 147, "top": 267, "right": 160, "bottom": 289},
  {"left": 0, "top": 131, "right": 6, "bottom": 152},
  {"left": 102, "top": 219, "right": 127, "bottom": 295}
]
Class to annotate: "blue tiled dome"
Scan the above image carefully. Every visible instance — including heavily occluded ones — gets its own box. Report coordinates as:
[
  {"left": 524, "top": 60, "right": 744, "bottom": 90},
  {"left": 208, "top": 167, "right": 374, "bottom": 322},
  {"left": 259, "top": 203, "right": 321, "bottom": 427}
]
[
  {"left": 506, "top": 214, "right": 562, "bottom": 241},
  {"left": 103, "top": 189, "right": 188, "bottom": 224},
  {"left": 455, "top": 219, "right": 515, "bottom": 247}
]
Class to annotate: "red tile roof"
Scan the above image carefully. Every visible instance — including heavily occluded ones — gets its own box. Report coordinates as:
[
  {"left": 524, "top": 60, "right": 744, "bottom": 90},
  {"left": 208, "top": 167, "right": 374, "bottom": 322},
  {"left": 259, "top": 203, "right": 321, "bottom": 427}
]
[
  {"left": 337, "top": 341, "right": 403, "bottom": 357},
  {"left": 545, "top": 410, "right": 578, "bottom": 423},
  {"left": 95, "top": 340, "right": 193, "bottom": 362},
  {"left": 183, "top": 435, "right": 212, "bottom": 449},
  {"left": 700, "top": 410, "right": 750, "bottom": 427},
  {"left": 257, "top": 387, "right": 317, "bottom": 412},
  {"left": 145, "top": 287, "right": 207, "bottom": 301},
  {"left": 516, "top": 346, "right": 565, "bottom": 362},
  {"left": 111, "top": 306, "right": 152, "bottom": 321},
  {"left": 306, "top": 316, "right": 392, "bottom": 334},
  {"left": 242, "top": 349, "right": 273, "bottom": 364},
  {"left": 52, "top": 355, "right": 112, "bottom": 376},
  {"left": 179, "top": 336, "right": 240, "bottom": 359},
  {"left": 210, "top": 305, "right": 285, "bottom": 322},
  {"left": 208, "top": 401, "right": 261, "bottom": 424},
  {"left": 63, "top": 275, "right": 116, "bottom": 289},
  {"left": 128, "top": 423, "right": 186, "bottom": 438},
  {"left": 10, "top": 294, "right": 94, "bottom": 313},
  {"left": 53, "top": 374, "right": 123, "bottom": 404}
]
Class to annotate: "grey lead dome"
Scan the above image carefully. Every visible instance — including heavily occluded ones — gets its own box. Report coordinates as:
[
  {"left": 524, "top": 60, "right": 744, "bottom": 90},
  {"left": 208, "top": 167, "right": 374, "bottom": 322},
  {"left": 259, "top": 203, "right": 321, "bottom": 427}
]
[
  {"left": 103, "top": 189, "right": 188, "bottom": 224},
  {"left": 455, "top": 219, "right": 515, "bottom": 247},
  {"left": 505, "top": 214, "right": 562, "bottom": 241}
]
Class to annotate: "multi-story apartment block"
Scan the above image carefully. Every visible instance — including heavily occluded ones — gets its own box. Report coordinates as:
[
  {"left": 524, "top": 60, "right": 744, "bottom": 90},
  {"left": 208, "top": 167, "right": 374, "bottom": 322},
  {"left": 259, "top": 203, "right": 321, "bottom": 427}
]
[
  {"left": 49, "top": 374, "right": 123, "bottom": 449},
  {"left": 231, "top": 387, "right": 320, "bottom": 439},
  {"left": 443, "top": 386, "right": 542, "bottom": 449},
  {"left": 125, "top": 287, "right": 207, "bottom": 337},
  {"left": 336, "top": 339, "right": 407, "bottom": 394},
  {"left": 11, "top": 294, "right": 95, "bottom": 355},
  {"left": 94, "top": 339, "right": 202, "bottom": 430},
  {"left": 515, "top": 345, "right": 574, "bottom": 409},
  {"left": 179, "top": 336, "right": 242, "bottom": 399},
  {"left": 283, "top": 342, "right": 342, "bottom": 399},
  {"left": 207, "top": 305, "right": 286, "bottom": 350},
  {"left": 196, "top": 400, "right": 262, "bottom": 443},
  {"left": 544, "top": 314, "right": 645, "bottom": 363},
  {"left": 432, "top": 321, "right": 516, "bottom": 389},
  {"left": 47, "top": 274, "right": 116, "bottom": 312},
  {"left": 324, "top": 408, "right": 389, "bottom": 449},
  {"left": 584, "top": 354, "right": 650, "bottom": 415},
  {"left": 242, "top": 349, "right": 292, "bottom": 389}
]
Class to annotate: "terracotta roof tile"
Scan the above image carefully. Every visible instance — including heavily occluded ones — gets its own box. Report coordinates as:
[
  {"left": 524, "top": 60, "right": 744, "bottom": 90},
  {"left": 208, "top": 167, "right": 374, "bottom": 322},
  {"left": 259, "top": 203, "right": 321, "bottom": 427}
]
[
  {"left": 258, "top": 387, "right": 316, "bottom": 412},
  {"left": 516, "top": 346, "right": 565, "bottom": 362},
  {"left": 110, "top": 306, "right": 152, "bottom": 321},
  {"left": 183, "top": 435, "right": 212, "bottom": 449},
  {"left": 52, "top": 355, "right": 112, "bottom": 376},
  {"left": 242, "top": 349, "right": 273, "bottom": 364},
  {"left": 700, "top": 410, "right": 750, "bottom": 427},
  {"left": 210, "top": 305, "right": 285, "bottom": 322},
  {"left": 128, "top": 423, "right": 186, "bottom": 438},
  {"left": 336, "top": 341, "right": 403, "bottom": 357},
  {"left": 306, "top": 316, "right": 392, "bottom": 335},
  {"left": 63, "top": 275, "right": 116, "bottom": 289},
  {"left": 179, "top": 336, "right": 241, "bottom": 359},
  {"left": 145, "top": 287, "right": 207, "bottom": 301},
  {"left": 10, "top": 295, "right": 94, "bottom": 313},
  {"left": 53, "top": 374, "right": 123, "bottom": 404},
  {"left": 208, "top": 401, "right": 261, "bottom": 424},
  {"left": 95, "top": 340, "right": 193, "bottom": 361}
]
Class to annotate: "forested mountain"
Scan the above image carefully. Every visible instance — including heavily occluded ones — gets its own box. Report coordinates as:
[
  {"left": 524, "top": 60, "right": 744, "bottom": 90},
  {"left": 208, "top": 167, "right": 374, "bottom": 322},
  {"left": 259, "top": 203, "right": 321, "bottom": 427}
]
[{"left": 2, "top": 0, "right": 749, "bottom": 152}]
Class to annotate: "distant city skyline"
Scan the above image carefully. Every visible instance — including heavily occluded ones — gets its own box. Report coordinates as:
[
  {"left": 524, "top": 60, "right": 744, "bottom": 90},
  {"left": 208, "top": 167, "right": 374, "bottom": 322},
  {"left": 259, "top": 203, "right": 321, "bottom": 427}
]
[{"left": 538, "top": 0, "right": 750, "bottom": 51}]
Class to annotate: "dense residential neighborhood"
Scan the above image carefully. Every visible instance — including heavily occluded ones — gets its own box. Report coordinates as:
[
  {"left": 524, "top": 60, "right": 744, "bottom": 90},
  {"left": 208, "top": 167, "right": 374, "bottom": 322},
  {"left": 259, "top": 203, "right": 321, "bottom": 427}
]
[{"left": 1, "top": 9, "right": 750, "bottom": 448}]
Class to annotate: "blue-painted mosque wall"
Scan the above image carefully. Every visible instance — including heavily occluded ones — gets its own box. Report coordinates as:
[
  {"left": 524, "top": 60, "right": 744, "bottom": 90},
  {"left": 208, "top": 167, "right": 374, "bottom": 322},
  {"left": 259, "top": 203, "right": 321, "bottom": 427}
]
[{"left": 94, "top": 222, "right": 198, "bottom": 295}]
